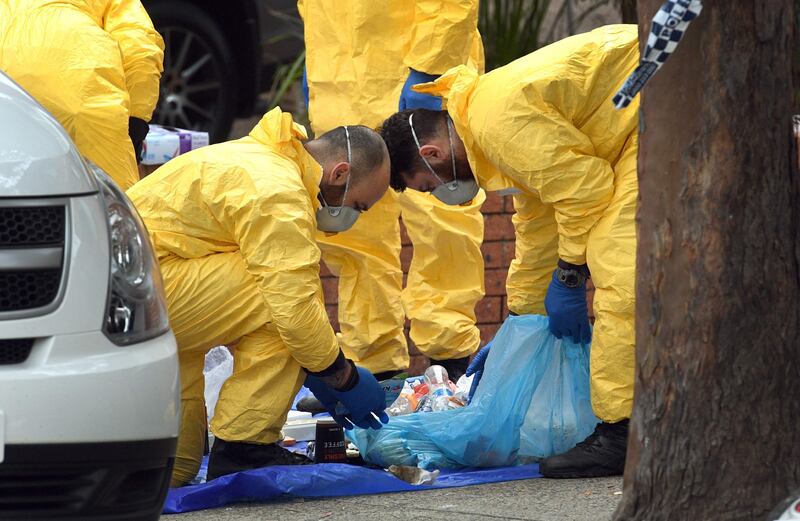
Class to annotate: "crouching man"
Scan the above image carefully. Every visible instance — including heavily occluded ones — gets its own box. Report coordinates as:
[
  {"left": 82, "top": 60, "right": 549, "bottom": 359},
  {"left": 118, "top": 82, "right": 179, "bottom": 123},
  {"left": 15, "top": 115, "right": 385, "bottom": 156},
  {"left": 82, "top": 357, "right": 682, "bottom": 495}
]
[{"left": 129, "top": 108, "right": 391, "bottom": 486}]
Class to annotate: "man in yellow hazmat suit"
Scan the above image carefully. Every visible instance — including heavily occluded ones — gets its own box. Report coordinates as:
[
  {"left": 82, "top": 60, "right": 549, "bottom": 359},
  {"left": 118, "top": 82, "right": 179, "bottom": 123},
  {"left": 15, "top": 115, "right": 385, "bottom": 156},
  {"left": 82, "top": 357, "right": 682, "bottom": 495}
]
[
  {"left": 128, "top": 108, "right": 391, "bottom": 486},
  {"left": 379, "top": 25, "right": 639, "bottom": 478},
  {"left": 0, "top": 0, "right": 164, "bottom": 190},
  {"left": 298, "top": 0, "right": 486, "bottom": 382}
]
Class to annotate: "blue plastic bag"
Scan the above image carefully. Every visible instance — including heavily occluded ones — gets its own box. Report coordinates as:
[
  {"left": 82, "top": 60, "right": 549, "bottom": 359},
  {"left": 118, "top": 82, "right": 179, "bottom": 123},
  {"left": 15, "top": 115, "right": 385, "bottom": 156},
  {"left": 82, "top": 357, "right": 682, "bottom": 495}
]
[{"left": 348, "top": 315, "right": 598, "bottom": 469}]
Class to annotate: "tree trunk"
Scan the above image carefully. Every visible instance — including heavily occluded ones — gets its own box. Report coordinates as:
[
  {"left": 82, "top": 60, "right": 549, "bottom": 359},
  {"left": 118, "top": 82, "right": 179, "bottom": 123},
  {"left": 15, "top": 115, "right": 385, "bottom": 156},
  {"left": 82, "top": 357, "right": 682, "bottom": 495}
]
[
  {"left": 620, "top": 0, "right": 638, "bottom": 23},
  {"left": 615, "top": 2, "right": 800, "bottom": 520}
]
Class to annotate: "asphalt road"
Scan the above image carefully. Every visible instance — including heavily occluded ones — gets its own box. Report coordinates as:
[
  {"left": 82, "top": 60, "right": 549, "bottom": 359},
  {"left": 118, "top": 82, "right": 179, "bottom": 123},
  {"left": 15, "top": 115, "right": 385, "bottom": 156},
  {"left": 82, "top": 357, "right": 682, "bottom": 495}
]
[{"left": 164, "top": 475, "right": 623, "bottom": 521}]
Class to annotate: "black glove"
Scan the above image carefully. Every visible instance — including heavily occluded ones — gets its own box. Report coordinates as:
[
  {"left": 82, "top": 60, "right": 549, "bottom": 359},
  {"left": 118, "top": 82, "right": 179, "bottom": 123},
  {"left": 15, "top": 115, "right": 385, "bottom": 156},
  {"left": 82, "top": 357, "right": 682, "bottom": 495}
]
[{"left": 128, "top": 117, "right": 150, "bottom": 164}]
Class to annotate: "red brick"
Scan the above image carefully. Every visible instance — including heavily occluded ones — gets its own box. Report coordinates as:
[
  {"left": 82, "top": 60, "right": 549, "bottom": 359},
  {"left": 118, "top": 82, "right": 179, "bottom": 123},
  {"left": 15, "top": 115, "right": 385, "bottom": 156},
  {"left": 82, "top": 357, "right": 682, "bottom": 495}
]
[
  {"left": 481, "top": 241, "right": 503, "bottom": 268},
  {"left": 321, "top": 277, "right": 338, "bottom": 304},
  {"left": 504, "top": 195, "right": 516, "bottom": 213},
  {"left": 481, "top": 241, "right": 515, "bottom": 269},
  {"left": 479, "top": 324, "right": 501, "bottom": 346},
  {"left": 326, "top": 304, "right": 340, "bottom": 331},
  {"left": 400, "top": 245, "right": 413, "bottom": 273},
  {"left": 399, "top": 219, "right": 411, "bottom": 246},
  {"left": 483, "top": 213, "right": 515, "bottom": 241},
  {"left": 484, "top": 268, "right": 507, "bottom": 296},
  {"left": 475, "top": 296, "right": 503, "bottom": 324},
  {"left": 319, "top": 261, "right": 334, "bottom": 277},
  {"left": 481, "top": 192, "right": 504, "bottom": 213}
]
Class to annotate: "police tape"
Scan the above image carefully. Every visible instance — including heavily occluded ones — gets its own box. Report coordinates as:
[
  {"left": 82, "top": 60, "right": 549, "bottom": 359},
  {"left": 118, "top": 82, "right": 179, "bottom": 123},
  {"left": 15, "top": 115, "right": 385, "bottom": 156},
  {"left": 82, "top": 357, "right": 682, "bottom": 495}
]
[{"left": 613, "top": 0, "right": 703, "bottom": 110}]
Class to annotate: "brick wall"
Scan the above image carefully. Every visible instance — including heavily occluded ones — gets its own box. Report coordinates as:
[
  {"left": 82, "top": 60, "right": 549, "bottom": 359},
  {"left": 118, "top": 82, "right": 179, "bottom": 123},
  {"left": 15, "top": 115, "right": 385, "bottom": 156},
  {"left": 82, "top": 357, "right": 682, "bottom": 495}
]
[{"left": 320, "top": 192, "right": 518, "bottom": 373}]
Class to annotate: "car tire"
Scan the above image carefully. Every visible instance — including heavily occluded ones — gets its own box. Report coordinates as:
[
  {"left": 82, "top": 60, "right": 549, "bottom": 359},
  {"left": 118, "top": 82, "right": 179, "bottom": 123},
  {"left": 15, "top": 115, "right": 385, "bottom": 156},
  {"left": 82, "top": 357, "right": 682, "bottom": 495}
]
[{"left": 148, "top": 1, "right": 238, "bottom": 142}]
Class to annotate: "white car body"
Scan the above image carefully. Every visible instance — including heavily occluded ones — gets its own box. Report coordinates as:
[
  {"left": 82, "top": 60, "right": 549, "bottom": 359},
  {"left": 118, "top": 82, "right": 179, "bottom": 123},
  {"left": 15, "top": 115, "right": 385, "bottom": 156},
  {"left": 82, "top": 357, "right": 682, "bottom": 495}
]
[{"left": 0, "top": 72, "right": 179, "bottom": 520}]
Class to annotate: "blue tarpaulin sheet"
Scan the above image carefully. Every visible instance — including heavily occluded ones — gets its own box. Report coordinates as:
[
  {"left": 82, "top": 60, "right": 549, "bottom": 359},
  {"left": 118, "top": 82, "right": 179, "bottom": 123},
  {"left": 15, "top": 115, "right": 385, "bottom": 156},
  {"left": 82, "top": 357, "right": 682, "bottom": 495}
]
[{"left": 163, "top": 458, "right": 541, "bottom": 514}]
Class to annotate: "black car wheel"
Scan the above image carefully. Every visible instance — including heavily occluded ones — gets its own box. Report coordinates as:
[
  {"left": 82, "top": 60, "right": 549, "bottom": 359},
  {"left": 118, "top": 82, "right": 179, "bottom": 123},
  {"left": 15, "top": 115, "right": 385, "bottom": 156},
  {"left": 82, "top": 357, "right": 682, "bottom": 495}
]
[{"left": 149, "top": 1, "right": 238, "bottom": 142}]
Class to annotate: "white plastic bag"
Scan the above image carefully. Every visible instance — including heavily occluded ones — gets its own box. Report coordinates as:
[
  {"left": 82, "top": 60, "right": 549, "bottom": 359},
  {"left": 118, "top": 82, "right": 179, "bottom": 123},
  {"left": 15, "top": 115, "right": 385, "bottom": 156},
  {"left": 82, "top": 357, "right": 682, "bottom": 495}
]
[{"left": 203, "top": 346, "right": 233, "bottom": 425}]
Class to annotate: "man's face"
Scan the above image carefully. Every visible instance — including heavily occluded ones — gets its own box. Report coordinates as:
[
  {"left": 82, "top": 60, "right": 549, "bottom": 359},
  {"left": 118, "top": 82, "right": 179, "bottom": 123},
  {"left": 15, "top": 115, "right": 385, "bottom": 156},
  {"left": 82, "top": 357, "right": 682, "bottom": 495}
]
[
  {"left": 346, "top": 156, "right": 390, "bottom": 211},
  {"left": 320, "top": 155, "right": 390, "bottom": 212},
  {"left": 402, "top": 151, "right": 473, "bottom": 194}
]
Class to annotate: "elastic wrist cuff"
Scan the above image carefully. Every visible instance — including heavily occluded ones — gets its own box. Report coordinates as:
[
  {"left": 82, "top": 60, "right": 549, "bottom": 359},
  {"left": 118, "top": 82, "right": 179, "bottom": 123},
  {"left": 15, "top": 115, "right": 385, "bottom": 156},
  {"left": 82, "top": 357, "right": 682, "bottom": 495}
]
[
  {"left": 128, "top": 117, "right": 149, "bottom": 143},
  {"left": 557, "top": 259, "right": 590, "bottom": 278},
  {"left": 305, "top": 350, "right": 347, "bottom": 377},
  {"left": 335, "top": 360, "right": 360, "bottom": 392}
]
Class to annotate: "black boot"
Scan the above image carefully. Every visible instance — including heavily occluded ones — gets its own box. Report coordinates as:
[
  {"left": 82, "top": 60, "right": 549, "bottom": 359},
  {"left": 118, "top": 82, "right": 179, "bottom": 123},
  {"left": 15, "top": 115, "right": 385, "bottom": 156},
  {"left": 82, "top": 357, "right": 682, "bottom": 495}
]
[
  {"left": 207, "top": 438, "right": 312, "bottom": 481},
  {"left": 430, "top": 356, "right": 470, "bottom": 382},
  {"left": 539, "top": 420, "right": 628, "bottom": 478}
]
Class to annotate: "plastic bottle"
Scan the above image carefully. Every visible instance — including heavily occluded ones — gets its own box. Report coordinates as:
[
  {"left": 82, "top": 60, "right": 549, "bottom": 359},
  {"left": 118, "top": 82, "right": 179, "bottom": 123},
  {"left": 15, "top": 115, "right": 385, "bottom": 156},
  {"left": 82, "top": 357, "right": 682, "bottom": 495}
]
[
  {"left": 387, "top": 388, "right": 418, "bottom": 416},
  {"left": 422, "top": 365, "right": 454, "bottom": 412},
  {"left": 388, "top": 394, "right": 411, "bottom": 416}
]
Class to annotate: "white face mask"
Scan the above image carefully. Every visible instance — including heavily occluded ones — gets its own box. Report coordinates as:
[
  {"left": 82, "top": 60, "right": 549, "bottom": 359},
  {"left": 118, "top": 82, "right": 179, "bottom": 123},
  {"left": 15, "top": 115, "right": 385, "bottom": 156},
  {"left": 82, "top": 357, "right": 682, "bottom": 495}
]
[
  {"left": 408, "top": 113, "right": 479, "bottom": 205},
  {"left": 316, "top": 126, "right": 361, "bottom": 232}
]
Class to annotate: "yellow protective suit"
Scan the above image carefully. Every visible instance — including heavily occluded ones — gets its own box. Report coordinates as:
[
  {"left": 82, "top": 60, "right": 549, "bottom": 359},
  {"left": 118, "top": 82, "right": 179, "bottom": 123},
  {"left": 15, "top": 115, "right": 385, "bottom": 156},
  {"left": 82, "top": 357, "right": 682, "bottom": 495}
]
[
  {"left": 299, "top": 0, "right": 486, "bottom": 373},
  {"left": 417, "top": 25, "right": 640, "bottom": 422},
  {"left": 128, "top": 108, "right": 340, "bottom": 486},
  {"left": 0, "top": 0, "right": 164, "bottom": 190}
]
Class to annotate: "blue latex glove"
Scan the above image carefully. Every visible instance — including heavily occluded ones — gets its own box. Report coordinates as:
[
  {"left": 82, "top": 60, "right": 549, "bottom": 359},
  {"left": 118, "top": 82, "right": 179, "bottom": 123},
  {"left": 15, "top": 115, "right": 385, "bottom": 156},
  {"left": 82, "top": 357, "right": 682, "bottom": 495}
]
[
  {"left": 465, "top": 340, "right": 492, "bottom": 403},
  {"left": 305, "top": 366, "right": 389, "bottom": 430},
  {"left": 301, "top": 66, "right": 309, "bottom": 109},
  {"left": 544, "top": 270, "right": 592, "bottom": 344},
  {"left": 399, "top": 69, "right": 442, "bottom": 110}
]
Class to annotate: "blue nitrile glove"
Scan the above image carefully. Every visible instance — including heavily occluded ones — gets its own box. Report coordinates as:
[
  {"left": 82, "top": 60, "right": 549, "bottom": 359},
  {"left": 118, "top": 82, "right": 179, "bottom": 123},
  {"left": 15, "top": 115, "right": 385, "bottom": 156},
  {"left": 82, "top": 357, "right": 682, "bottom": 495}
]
[
  {"left": 465, "top": 340, "right": 492, "bottom": 403},
  {"left": 399, "top": 69, "right": 442, "bottom": 110},
  {"left": 301, "top": 66, "right": 309, "bottom": 109},
  {"left": 305, "top": 366, "right": 389, "bottom": 430},
  {"left": 544, "top": 270, "right": 592, "bottom": 344}
]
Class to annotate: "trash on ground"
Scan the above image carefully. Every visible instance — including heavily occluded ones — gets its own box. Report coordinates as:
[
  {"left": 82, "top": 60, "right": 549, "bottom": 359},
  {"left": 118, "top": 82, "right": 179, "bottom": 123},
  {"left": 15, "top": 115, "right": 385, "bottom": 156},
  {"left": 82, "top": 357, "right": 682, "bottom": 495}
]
[
  {"left": 387, "top": 465, "right": 440, "bottom": 485},
  {"left": 387, "top": 366, "right": 471, "bottom": 416},
  {"left": 348, "top": 315, "right": 599, "bottom": 470}
]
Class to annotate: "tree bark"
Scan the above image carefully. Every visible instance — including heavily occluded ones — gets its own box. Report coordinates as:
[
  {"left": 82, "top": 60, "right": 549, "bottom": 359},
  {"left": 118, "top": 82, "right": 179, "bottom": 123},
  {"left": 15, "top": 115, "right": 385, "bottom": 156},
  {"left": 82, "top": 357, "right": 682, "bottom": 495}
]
[
  {"left": 615, "top": 2, "right": 800, "bottom": 520},
  {"left": 620, "top": 0, "right": 638, "bottom": 23}
]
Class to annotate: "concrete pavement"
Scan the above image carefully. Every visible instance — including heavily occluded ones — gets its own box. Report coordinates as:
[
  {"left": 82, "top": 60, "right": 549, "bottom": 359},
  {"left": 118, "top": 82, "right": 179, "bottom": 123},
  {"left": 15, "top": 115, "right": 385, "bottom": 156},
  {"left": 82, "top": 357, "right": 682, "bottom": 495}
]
[{"left": 164, "top": 476, "right": 623, "bottom": 521}]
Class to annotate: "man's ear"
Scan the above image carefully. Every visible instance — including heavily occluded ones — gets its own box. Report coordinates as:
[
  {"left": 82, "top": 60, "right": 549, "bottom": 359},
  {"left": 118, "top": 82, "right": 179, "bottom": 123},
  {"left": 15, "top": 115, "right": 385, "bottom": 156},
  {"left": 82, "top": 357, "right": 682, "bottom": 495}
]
[
  {"left": 328, "top": 161, "right": 351, "bottom": 186},
  {"left": 419, "top": 144, "right": 444, "bottom": 162}
]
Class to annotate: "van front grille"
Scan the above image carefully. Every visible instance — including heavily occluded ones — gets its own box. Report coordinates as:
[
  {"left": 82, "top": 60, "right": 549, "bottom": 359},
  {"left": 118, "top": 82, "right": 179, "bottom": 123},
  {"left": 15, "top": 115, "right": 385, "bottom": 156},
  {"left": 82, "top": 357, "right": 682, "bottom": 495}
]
[
  {"left": 0, "top": 206, "right": 65, "bottom": 247},
  {"left": 0, "top": 204, "right": 66, "bottom": 316},
  {"left": 0, "top": 338, "right": 34, "bottom": 365},
  {"left": 0, "top": 270, "right": 61, "bottom": 312}
]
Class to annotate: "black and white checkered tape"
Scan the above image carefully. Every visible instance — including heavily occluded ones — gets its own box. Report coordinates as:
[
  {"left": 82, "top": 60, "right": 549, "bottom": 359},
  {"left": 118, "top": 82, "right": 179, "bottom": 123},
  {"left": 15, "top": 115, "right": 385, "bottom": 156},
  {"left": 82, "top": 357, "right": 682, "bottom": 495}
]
[{"left": 613, "top": 0, "right": 703, "bottom": 110}]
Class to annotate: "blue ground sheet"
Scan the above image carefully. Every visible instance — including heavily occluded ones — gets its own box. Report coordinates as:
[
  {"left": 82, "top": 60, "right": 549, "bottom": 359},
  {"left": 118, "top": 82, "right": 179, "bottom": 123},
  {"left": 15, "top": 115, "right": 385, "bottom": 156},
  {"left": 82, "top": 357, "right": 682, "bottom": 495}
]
[{"left": 163, "top": 458, "right": 541, "bottom": 514}]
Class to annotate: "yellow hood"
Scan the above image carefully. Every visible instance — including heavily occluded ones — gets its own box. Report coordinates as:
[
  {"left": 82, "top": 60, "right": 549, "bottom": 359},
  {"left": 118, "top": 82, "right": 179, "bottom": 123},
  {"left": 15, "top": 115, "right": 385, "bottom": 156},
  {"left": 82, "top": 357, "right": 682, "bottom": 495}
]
[
  {"left": 248, "top": 107, "right": 323, "bottom": 209},
  {"left": 414, "top": 66, "right": 524, "bottom": 195}
]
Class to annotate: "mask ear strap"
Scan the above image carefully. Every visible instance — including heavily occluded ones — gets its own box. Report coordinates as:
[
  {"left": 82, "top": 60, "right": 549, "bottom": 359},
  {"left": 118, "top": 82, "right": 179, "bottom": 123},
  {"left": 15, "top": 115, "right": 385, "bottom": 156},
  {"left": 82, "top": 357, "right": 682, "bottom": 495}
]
[
  {"left": 409, "top": 113, "right": 448, "bottom": 186},
  {"left": 444, "top": 115, "right": 458, "bottom": 190},
  {"left": 322, "top": 126, "right": 353, "bottom": 216},
  {"left": 336, "top": 125, "right": 352, "bottom": 213}
]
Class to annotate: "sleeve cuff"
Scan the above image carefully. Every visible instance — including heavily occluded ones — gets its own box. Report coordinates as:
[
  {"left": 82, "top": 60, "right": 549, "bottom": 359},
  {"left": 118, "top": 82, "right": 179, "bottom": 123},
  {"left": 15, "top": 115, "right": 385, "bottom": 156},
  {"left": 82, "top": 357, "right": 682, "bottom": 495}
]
[{"left": 303, "top": 350, "right": 360, "bottom": 391}]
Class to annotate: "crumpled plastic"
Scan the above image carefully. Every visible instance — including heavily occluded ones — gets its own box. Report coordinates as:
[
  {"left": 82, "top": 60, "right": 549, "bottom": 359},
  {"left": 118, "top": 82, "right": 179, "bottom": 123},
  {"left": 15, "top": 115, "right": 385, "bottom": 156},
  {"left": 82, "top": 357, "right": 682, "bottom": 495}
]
[
  {"left": 388, "top": 465, "right": 440, "bottom": 485},
  {"left": 348, "top": 314, "right": 599, "bottom": 469},
  {"left": 203, "top": 346, "right": 233, "bottom": 425}
]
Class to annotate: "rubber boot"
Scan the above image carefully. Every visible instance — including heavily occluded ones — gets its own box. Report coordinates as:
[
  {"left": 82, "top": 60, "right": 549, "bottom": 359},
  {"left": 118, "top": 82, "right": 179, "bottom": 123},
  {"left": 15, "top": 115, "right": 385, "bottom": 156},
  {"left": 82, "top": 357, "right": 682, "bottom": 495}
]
[
  {"left": 539, "top": 419, "right": 628, "bottom": 478},
  {"left": 207, "top": 439, "right": 312, "bottom": 481}
]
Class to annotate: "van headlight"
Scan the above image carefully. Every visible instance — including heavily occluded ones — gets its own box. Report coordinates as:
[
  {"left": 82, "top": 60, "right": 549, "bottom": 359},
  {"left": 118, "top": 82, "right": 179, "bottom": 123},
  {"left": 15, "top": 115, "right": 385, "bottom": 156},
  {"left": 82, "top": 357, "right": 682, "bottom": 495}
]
[{"left": 89, "top": 163, "right": 170, "bottom": 345}]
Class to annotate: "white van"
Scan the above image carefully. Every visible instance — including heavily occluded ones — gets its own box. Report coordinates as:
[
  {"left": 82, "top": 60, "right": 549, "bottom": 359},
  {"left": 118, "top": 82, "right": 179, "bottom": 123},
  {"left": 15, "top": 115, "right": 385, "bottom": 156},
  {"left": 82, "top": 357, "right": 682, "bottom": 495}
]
[{"left": 0, "top": 72, "right": 179, "bottom": 520}]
